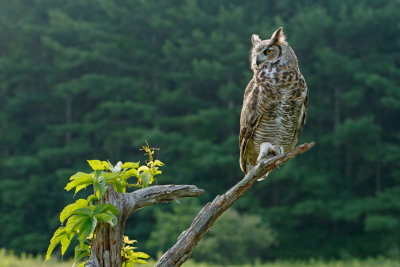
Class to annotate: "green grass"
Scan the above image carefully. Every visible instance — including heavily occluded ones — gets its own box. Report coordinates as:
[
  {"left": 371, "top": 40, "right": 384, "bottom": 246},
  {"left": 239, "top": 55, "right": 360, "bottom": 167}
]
[
  {"left": 163, "top": 258, "right": 400, "bottom": 267},
  {"left": 0, "top": 249, "right": 399, "bottom": 267},
  {"left": 0, "top": 249, "right": 71, "bottom": 267},
  {"left": 176, "top": 258, "right": 400, "bottom": 267}
]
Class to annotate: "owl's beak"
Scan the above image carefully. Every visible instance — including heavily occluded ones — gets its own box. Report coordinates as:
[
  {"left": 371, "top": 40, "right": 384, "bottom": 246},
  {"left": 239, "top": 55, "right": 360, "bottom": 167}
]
[{"left": 256, "top": 55, "right": 263, "bottom": 66}]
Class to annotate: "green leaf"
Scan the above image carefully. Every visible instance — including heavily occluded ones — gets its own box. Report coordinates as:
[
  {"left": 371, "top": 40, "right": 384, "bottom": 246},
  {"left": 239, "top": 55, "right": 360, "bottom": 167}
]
[
  {"left": 102, "top": 161, "right": 111, "bottom": 170},
  {"left": 138, "top": 166, "right": 149, "bottom": 172},
  {"left": 74, "top": 184, "right": 90, "bottom": 195},
  {"left": 61, "top": 233, "right": 74, "bottom": 256},
  {"left": 90, "top": 216, "right": 97, "bottom": 237},
  {"left": 93, "top": 203, "right": 110, "bottom": 215},
  {"left": 65, "top": 174, "right": 94, "bottom": 192},
  {"left": 122, "top": 162, "right": 140, "bottom": 169},
  {"left": 78, "top": 216, "right": 97, "bottom": 245},
  {"left": 87, "top": 194, "right": 98, "bottom": 203},
  {"left": 74, "top": 243, "right": 90, "bottom": 265},
  {"left": 112, "top": 182, "right": 125, "bottom": 193},
  {"left": 87, "top": 160, "right": 109, "bottom": 170},
  {"left": 73, "top": 255, "right": 88, "bottom": 267},
  {"left": 153, "top": 160, "right": 164, "bottom": 166},
  {"left": 140, "top": 172, "right": 151, "bottom": 188},
  {"left": 73, "top": 207, "right": 93, "bottom": 217},
  {"left": 103, "top": 172, "right": 119, "bottom": 182},
  {"left": 96, "top": 212, "right": 118, "bottom": 227},
  {"left": 121, "top": 169, "right": 138, "bottom": 181},
  {"left": 132, "top": 251, "right": 150, "bottom": 259},
  {"left": 46, "top": 227, "right": 67, "bottom": 261},
  {"left": 93, "top": 203, "right": 119, "bottom": 215},
  {"left": 93, "top": 170, "right": 102, "bottom": 179},
  {"left": 94, "top": 180, "right": 107, "bottom": 199},
  {"left": 69, "top": 172, "right": 92, "bottom": 181},
  {"left": 66, "top": 215, "right": 88, "bottom": 234},
  {"left": 124, "top": 236, "right": 137, "bottom": 244},
  {"left": 60, "top": 199, "right": 89, "bottom": 224}
]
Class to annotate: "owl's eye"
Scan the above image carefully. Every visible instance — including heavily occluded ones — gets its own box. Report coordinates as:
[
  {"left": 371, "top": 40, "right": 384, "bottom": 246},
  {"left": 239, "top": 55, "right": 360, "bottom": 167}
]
[{"left": 264, "top": 47, "right": 274, "bottom": 56}]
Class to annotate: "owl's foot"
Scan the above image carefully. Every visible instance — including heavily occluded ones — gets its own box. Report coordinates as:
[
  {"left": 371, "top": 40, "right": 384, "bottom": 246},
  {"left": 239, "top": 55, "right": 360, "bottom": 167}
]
[
  {"left": 256, "top": 143, "right": 282, "bottom": 182},
  {"left": 257, "top": 142, "right": 283, "bottom": 163}
]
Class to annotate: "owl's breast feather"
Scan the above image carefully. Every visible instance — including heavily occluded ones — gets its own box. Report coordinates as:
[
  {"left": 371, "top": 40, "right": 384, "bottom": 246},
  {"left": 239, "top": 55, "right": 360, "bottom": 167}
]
[{"left": 253, "top": 71, "right": 306, "bottom": 153}]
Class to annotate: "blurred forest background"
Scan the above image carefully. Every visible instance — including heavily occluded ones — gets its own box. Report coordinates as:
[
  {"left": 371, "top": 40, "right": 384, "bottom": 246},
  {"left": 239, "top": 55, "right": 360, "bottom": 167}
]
[{"left": 0, "top": 0, "right": 400, "bottom": 265}]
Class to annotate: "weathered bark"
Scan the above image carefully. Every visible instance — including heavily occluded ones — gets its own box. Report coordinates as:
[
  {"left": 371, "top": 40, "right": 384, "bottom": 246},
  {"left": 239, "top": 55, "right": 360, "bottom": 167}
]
[
  {"left": 85, "top": 187, "right": 125, "bottom": 267},
  {"left": 84, "top": 185, "right": 204, "bottom": 267},
  {"left": 155, "top": 142, "right": 314, "bottom": 267}
]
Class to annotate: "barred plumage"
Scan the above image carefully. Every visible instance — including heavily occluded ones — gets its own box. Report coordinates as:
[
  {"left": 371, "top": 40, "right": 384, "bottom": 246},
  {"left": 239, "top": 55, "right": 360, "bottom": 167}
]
[{"left": 239, "top": 27, "right": 309, "bottom": 174}]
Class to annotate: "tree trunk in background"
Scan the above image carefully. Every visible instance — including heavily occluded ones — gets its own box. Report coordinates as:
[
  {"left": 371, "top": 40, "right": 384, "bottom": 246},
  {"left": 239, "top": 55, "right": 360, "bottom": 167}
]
[
  {"left": 345, "top": 144, "right": 352, "bottom": 179},
  {"left": 333, "top": 86, "right": 341, "bottom": 130},
  {"left": 65, "top": 97, "right": 72, "bottom": 165},
  {"left": 375, "top": 134, "right": 382, "bottom": 194},
  {"left": 333, "top": 86, "right": 341, "bottom": 169}
]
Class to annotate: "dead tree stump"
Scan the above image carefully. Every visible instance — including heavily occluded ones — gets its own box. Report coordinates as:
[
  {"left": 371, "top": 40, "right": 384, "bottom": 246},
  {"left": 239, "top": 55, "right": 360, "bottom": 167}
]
[{"left": 84, "top": 185, "right": 204, "bottom": 267}]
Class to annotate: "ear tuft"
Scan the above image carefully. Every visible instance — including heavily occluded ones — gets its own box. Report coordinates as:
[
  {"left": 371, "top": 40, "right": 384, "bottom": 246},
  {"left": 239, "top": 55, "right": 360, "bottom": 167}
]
[
  {"left": 251, "top": 34, "right": 261, "bottom": 46},
  {"left": 270, "top": 27, "right": 287, "bottom": 44}
]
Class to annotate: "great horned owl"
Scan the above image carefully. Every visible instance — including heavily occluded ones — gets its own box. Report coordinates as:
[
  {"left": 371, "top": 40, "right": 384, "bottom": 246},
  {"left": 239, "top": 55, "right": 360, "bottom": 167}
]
[{"left": 239, "top": 27, "right": 309, "bottom": 176}]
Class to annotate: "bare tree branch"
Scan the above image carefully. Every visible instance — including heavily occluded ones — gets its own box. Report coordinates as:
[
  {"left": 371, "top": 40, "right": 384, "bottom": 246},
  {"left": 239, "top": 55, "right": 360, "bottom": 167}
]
[
  {"left": 85, "top": 185, "right": 204, "bottom": 267},
  {"left": 155, "top": 142, "right": 315, "bottom": 267},
  {"left": 124, "top": 185, "right": 205, "bottom": 215}
]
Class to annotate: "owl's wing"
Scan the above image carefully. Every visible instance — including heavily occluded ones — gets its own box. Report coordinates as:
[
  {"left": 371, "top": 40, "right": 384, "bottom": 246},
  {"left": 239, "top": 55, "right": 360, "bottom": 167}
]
[
  {"left": 239, "top": 79, "right": 261, "bottom": 174},
  {"left": 293, "top": 75, "right": 309, "bottom": 143},
  {"left": 302, "top": 83, "right": 309, "bottom": 125}
]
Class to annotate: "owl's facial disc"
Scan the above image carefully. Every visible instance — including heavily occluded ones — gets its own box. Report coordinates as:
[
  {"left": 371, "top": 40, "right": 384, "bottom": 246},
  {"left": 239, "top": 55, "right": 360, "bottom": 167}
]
[{"left": 255, "top": 45, "right": 281, "bottom": 68}]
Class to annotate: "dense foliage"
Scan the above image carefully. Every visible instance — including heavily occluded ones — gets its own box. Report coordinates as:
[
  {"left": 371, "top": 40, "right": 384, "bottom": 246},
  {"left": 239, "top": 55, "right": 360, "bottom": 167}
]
[
  {"left": 45, "top": 144, "right": 161, "bottom": 265},
  {"left": 0, "top": 0, "right": 399, "bottom": 263},
  {"left": 46, "top": 155, "right": 158, "bottom": 266}
]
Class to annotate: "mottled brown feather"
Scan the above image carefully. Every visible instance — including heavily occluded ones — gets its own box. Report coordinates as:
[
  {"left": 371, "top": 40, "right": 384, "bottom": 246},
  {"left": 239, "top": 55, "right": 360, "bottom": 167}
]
[{"left": 239, "top": 78, "right": 261, "bottom": 174}]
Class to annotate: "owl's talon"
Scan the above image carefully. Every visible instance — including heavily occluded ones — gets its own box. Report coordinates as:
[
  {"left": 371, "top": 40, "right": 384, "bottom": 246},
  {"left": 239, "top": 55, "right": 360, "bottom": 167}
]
[
  {"left": 272, "top": 145, "right": 284, "bottom": 155},
  {"left": 257, "top": 142, "right": 283, "bottom": 164}
]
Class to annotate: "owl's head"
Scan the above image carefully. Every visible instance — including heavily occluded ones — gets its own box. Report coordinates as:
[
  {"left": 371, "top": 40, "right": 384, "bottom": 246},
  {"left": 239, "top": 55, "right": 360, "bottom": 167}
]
[{"left": 250, "top": 27, "right": 298, "bottom": 72}]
